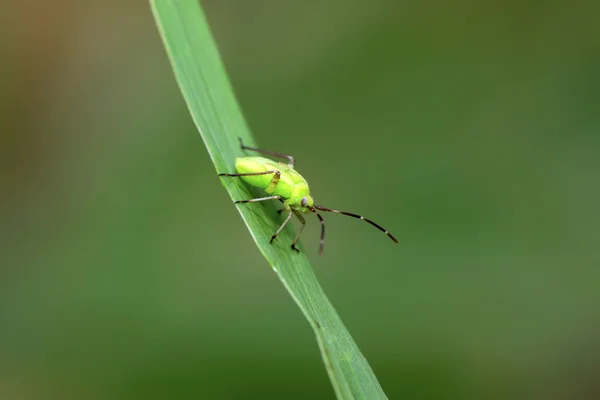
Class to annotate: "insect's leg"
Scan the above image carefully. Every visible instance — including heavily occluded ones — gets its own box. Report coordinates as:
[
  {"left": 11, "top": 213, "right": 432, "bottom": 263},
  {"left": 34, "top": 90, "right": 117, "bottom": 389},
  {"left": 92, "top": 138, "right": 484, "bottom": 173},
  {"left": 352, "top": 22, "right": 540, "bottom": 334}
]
[
  {"left": 238, "top": 138, "right": 296, "bottom": 167},
  {"left": 276, "top": 199, "right": 286, "bottom": 214},
  {"left": 270, "top": 211, "right": 293, "bottom": 244},
  {"left": 265, "top": 171, "right": 281, "bottom": 194},
  {"left": 219, "top": 169, "right": 282, "bottom": 194},
  {"left": 218, "top": 170, "right": 278, "bottom": 178},
  {"left": 313, "top": 205, "right": 398, "bottom": 243},
  {"left": 234, "top": 195, "right": 281, "bottom": 204},
  {"left": 290, "top": 210, "right": 306, "bottom": 253}
]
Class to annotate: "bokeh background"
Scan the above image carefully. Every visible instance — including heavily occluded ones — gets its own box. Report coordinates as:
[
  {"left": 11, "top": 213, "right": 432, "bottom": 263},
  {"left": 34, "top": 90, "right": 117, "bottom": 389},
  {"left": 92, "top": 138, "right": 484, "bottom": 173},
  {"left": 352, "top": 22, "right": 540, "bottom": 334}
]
[{"left": 2, "top": 1, "right": 600, "bottom": 399}]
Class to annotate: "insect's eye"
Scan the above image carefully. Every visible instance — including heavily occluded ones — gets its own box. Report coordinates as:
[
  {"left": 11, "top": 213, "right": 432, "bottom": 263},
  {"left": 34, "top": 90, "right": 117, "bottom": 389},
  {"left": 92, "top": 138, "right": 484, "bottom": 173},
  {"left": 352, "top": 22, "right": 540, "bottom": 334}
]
[{"left": 301, "top": 197, "right": 307, "bottom": 207}]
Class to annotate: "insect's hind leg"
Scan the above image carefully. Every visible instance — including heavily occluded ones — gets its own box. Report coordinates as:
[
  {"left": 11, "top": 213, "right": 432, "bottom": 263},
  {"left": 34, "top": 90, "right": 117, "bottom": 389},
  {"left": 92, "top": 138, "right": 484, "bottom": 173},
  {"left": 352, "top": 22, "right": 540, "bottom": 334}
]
[{"left": 239, "top": 138, "right": 296, "bottom": 167}]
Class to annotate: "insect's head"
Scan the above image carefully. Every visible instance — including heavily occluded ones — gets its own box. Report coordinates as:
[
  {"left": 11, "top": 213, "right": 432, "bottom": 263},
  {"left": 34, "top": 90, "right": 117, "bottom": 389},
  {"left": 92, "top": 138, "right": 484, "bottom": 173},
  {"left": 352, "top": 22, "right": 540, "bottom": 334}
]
[
  {"left": 290, "top": 184, "right": 314, "bottom": 212},
  {"left": 301, "top": 196, "right": 314, "bottom": 208}
]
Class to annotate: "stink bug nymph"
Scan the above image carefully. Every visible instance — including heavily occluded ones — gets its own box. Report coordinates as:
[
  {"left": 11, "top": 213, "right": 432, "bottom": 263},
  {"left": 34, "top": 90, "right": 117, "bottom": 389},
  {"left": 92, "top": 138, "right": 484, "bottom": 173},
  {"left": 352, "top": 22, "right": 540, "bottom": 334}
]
[{"left": 219, "top": 139, "right": 398, "bottom": 254}]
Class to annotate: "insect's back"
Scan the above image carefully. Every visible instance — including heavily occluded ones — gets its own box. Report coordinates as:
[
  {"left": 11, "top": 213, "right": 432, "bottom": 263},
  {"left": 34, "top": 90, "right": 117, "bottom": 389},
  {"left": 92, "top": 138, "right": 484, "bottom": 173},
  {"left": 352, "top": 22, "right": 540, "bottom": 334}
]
[{"left": 235, "top": 156, "right": 307, "bottom": 199}]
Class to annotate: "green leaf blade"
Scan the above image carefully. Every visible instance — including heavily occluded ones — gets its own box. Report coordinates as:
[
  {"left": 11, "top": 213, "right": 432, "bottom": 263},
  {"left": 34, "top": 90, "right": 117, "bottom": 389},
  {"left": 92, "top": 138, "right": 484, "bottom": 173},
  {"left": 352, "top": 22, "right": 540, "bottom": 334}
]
[{"left": 150, "top": 1, "right": 387, "bottom": 398}]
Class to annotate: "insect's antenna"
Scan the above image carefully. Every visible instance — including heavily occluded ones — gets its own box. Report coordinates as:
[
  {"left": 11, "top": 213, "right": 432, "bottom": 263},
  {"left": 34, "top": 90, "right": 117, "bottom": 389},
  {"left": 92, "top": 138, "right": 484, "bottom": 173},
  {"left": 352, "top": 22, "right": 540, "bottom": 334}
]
[
  {"left": 313, "top": 205, "right": 398, "bottom": 243},
  {"left": 310, "top": 207, "right": 326, "bottom": 255}
]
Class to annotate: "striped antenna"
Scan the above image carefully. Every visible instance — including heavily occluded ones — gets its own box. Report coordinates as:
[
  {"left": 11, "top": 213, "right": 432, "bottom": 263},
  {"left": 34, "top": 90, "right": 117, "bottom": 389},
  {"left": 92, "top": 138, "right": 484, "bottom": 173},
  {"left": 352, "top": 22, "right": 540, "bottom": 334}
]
[
  {"left": 313, "top": 205, "right": 398, "bottom": 243},
  {"left": 310, "top": 208, "right": 326, "bottom": 255}
]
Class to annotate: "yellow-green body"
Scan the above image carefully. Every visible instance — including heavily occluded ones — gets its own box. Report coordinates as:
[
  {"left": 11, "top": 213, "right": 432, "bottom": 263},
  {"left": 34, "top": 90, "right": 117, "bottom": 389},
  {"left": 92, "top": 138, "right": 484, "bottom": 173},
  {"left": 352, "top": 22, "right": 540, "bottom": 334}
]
[{"left": 235, "top": 157, "right": 314, "bottom": 213}]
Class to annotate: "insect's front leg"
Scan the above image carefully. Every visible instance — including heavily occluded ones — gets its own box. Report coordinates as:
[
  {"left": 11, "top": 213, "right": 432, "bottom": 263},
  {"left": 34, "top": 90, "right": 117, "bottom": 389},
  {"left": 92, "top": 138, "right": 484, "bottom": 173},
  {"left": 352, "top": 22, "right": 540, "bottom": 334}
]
[
  {"left": 276, "top": 199, "right": 289, "bottom": 215},
  {"left": 290, "top": 210, "right": 306, "bottom": 253},
  {"left": 270, "top": 211, "right": 293, "bottom": 244}
]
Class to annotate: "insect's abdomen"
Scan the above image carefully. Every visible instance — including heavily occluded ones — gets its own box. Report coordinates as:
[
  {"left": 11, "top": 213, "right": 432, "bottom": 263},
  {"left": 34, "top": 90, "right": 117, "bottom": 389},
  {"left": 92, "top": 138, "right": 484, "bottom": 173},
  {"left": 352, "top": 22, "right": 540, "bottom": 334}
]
[{"left": 235, "top": 157, "right": 295, "bottom": 198}]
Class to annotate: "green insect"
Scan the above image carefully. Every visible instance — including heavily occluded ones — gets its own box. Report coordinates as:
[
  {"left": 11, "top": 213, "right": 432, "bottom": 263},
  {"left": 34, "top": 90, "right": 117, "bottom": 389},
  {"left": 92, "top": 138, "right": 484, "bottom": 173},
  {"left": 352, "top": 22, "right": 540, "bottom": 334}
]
[{"left": 219, "top": 138, "right": 398, "bottom": 254}]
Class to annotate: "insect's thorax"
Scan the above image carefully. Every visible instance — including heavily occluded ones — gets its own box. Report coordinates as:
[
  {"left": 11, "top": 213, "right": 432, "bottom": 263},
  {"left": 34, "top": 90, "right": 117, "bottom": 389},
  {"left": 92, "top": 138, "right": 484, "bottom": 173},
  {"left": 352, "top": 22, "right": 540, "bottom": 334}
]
[{"left": 235, "top": 156, "right": 313, "bottom": 211}]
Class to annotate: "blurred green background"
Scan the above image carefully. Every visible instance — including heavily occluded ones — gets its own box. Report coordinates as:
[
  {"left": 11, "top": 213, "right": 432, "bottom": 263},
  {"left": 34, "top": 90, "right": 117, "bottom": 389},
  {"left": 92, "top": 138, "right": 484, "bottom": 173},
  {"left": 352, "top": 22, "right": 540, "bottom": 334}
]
[{"left": 2, "top": 1, "right": 600, "bottom": 399}]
